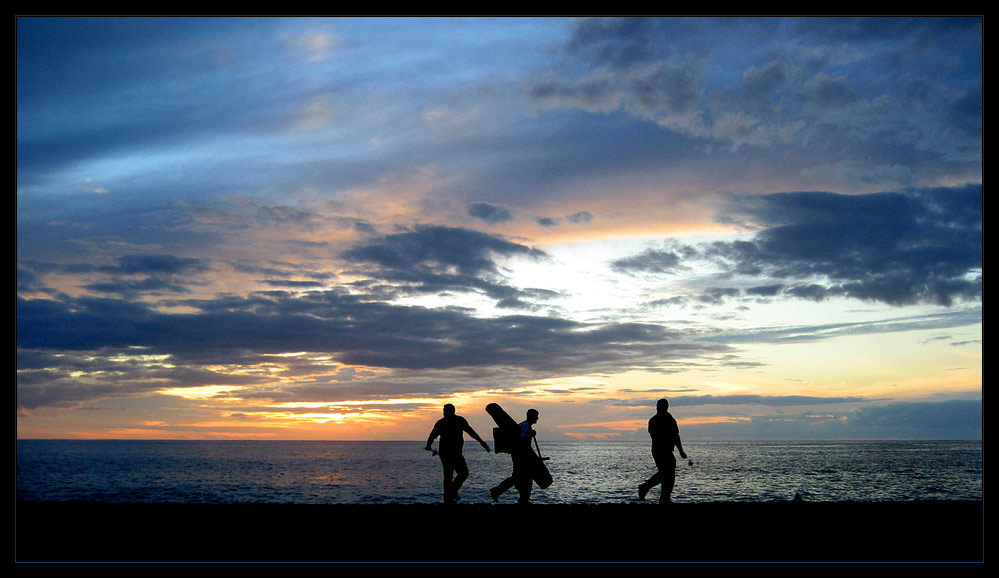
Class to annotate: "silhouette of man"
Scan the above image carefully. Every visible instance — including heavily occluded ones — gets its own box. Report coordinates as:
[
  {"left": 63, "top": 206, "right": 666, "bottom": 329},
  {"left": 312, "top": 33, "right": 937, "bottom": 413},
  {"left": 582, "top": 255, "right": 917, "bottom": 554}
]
[
  {"left": 638, "top": 398, "right": 687, "bottom": 503},
  {"left": 490, "top": 408, "right": 539, "bottom": 504},
  {"left": 425, "top": 403, "right": 490, "bottom": 504}
]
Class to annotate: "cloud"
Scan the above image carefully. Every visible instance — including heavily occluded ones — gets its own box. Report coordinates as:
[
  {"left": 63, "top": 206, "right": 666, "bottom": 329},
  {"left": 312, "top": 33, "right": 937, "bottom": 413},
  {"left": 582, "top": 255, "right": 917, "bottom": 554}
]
[
  {"left": 702, "top": 308, "right": 982, "bottom": 345},
  {"left": 623, "top": 184, "right": 982, "bottom": 308},
  {"left": 110, "top": 254, "right": 210, "bottom": 276},
  {"left": 848, "top": 400, "right": 982, "bottom": 438},
  {"left": 805, "top": 73, "right": 860, "bottom": 109},
  {"left": 468, "top": 202, "right": 515, "bottom": 225},
  {"left": 610, "top": 248, "right": 683, "bottom": 275},
  {"left": 15, "top": 18, "right": 982, "bottom": 440},
  {"left": 341, "top": 225, "right": 550, "bottom": 304},
  {"left": 532, "top": 16, "right": 982, "bottom": 179},
  {"left": 16, "top": 291, "right": 734, "bottom": 411},
  {"left": 532, "top": 211, "right": 592, "bottom": 228},
  {"left": 83, "top": 278, "right": 193, "bottom": 296},
  {"left": 529, "top": 72, "right": 622, "bottom": 113},
  {"left": 23, "top": 254, "right": 215, "bottom": 298},
  {"left": 670, "top": 394, "right": 873, "bottom": 406},
  {"left": 343, "top": 225, "right": 537, "bottom": 274},
  {"left": 564, "top": 16, "right": 667, "bottom": 67},
  {"left": 740, "top": 61, "right": 788, "bottom": 106},
  {"left": 607, "top": 394, "right": 872, "bottom": 407},
  {"left": 260, "top": 280, "right": 327, "bottom": 289},
  {"left": 680, "top": 399, "right": 982, "bottom": 440},
  {"left": 17, "top": 268, "right": 49, "bottom": 295},
  {"left": 711, "top": 185, "right": 983, "bottom": 306}
]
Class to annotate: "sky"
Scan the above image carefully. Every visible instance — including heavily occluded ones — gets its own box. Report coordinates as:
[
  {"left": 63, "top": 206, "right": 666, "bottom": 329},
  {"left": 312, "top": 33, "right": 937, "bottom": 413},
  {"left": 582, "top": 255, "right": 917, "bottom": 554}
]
[{"left": 16, "top": 16, "right": 982, "bottom": 441}]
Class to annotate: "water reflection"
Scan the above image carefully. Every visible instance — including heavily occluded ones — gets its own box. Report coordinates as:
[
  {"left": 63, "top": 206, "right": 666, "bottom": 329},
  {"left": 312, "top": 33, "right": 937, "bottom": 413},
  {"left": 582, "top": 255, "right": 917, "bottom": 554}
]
[{"left": 16, "top": 440, "right": 983, "bottom": 504}]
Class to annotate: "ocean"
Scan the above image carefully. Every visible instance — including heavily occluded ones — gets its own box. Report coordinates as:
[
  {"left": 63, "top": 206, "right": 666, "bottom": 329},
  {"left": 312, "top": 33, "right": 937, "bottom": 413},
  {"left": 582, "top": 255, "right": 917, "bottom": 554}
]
[{"left": 15, "top": 439, "right": 982, "bottom": 505}]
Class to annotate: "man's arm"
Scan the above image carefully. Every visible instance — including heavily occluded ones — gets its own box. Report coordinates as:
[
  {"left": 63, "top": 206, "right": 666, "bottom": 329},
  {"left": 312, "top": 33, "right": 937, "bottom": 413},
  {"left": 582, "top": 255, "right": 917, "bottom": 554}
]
[
  {"left": 425, "top": 422, "right": 440, "bottom": 451},
  {"left": 675, "top": 425, "right": 687, "bottom": 459},
  {"left": 462, "top": 419, "right": 491, "bottom": 452}
]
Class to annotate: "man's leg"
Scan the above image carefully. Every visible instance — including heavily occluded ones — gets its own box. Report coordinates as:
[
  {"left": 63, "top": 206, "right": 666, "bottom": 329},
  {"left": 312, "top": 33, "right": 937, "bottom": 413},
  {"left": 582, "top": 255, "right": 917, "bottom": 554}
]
[
  {"left": 491, "top": 457, "right": 517, "bottom": 502},
  {"left": 639, "top": 471, "right": 660, "bottom": 501},
  {"left": 451, "top": 456, "right": 469, "bottom": 500},
  {"left": 660, "top": 466, "right": 676, "bottom": 504},
  {"left": 512, "top": 451, "right": 532, "bottom": 504},
  {"left": 639, "top": 447, "right": 664, "bottom": 500},
  {"left": 654, "top": 451, "right": 677, "bottom": 504},
  {"left": 440, "top": 454, "right": 457, "bottom": 503}
]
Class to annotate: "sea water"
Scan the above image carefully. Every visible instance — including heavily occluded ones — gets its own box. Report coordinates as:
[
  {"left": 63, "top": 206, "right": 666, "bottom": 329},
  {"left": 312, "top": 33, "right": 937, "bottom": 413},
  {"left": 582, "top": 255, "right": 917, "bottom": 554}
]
[{"left": 15, "top": 440, "right": 982, "bottom": 505}]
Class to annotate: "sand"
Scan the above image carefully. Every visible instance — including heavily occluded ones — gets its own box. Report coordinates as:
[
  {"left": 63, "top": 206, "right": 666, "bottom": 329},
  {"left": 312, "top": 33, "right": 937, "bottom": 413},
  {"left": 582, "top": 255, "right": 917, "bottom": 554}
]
[{"left": 15, "top": 500, "right": 983, "bottom": 563}]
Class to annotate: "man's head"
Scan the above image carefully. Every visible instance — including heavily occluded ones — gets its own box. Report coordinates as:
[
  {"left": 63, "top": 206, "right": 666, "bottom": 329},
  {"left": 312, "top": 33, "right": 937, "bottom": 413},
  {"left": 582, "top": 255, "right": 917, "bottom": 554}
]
[
  {"left": 443, "top": 403, "right": 456, "bottom": 416},
  {"left": 657, "top": 398, "right": 669, "bottom": 413},
  {"left": 527, "top": 408, "right": 539, "bottom": 424}
]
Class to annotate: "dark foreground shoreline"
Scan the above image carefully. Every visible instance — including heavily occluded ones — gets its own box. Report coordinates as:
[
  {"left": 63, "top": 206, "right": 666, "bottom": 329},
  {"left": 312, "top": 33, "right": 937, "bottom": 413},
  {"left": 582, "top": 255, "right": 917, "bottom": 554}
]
[{"left": 16, "top": 500, "right": 983, "bottom": 563}]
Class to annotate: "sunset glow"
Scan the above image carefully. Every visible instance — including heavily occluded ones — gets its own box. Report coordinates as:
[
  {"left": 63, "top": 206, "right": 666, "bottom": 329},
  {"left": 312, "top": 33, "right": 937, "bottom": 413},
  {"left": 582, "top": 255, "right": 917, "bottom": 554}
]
[{"left": 17, "top": 17, "right": 982, "bottom": 441}]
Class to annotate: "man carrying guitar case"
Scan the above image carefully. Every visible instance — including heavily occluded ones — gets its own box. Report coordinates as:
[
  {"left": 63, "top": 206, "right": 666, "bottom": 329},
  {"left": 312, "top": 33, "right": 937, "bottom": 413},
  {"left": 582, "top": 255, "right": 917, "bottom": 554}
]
[{"left": 486, "top": 403, "right": 552, "bottom": 503}]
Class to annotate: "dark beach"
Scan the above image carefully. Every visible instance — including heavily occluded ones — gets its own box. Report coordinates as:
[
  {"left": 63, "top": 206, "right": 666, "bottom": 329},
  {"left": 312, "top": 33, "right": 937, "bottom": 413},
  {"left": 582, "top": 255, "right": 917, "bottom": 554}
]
[{"left": 15, "top": 499, "right": 983, "bottom": 563}]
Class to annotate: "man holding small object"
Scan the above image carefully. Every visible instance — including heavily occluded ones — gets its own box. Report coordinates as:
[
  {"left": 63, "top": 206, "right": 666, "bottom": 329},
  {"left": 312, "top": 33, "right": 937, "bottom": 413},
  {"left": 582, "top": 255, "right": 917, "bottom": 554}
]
[{"left": 425, "top": 403, "right": 491, "bottom": 504}]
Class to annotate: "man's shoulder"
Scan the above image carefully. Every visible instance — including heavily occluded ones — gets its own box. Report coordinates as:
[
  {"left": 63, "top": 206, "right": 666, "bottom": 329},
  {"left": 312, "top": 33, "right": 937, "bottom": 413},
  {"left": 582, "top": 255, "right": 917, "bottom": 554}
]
[{"left": 649, "top": 413, "right": 677, "bottom": 427}]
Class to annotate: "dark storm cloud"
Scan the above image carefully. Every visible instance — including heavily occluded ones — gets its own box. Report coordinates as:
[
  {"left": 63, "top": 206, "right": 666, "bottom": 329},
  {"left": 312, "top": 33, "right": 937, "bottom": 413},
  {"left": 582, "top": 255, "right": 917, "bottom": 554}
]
[
  {"left": 468, "top": 202, "right": 515, "bottom": 225},
  {"left": 16, "top": 290, "right": 732, "bottom": 410},
  {"left": 343, "top": 225, "right": 538, "bottom": 275},
  {"left": 534, "top": 211, "right": 593, "bottom": 229},
  {"left": 260, "top": 280, "right": 327, "bottom": 289},
  {"left": 83, "top": 278, "right": 193, "bottom": 296},
  {"left": 341, "top": 225, "right": 550, "bottom": 304},
  {"left": 25, "top": 254, "right": 213, "bottom": 298},
  {"left": 24, "top": 254, "right": 209, "bottom": 278},
  {"left": 744, "top": 284, "right": 784, "bottom": 297},
  {"left": 712, "top": 185, "right": 982, "bottom": 306},
  {"left": 610, "top": 248, "right": 683, "bottom": 274},
  {"left": 111, "top": 254, "right": 210, "bottom": 276},
  {"left": 644, "top": 287, "right": 742, "bottom": 309},
  {"left": 624, "top": 185, "right": 982, "bottom": 308}
]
